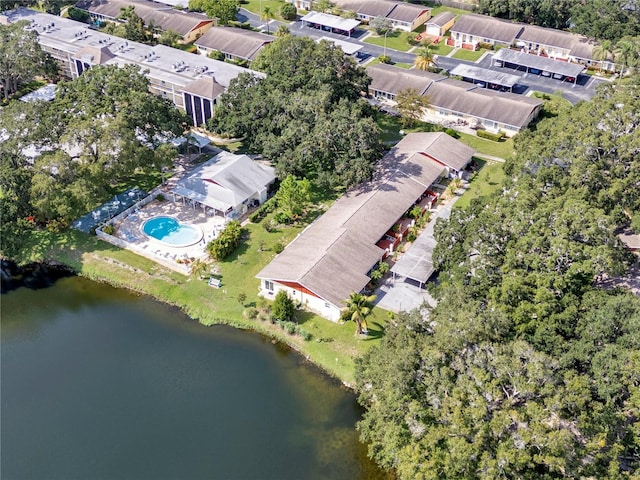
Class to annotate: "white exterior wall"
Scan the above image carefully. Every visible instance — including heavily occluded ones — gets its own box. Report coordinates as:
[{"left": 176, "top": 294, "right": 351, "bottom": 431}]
[{"left": 259, "top": 280, "right": 342, "bottom": 322}]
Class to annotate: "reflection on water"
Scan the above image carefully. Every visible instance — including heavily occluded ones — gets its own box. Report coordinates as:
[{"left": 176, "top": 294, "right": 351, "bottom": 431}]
[{"left": 1, "top": 277, "right": 390, "bottom": 480}]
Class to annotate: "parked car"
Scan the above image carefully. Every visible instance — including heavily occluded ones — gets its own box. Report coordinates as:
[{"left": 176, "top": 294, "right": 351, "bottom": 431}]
[
  {"left": 530, "top": 68, "right": 540, "bottom": 74},
  {"left": 541, "top": 71, "right": 551, "bottom": 77},
  {"left": 552, "top": 73, "right": 563, "bottom": 80}
]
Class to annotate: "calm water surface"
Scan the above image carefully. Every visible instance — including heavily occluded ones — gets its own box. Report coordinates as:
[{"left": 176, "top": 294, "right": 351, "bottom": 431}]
[{"left": 1, "top": 277, "right": 388, "bottom": 480}]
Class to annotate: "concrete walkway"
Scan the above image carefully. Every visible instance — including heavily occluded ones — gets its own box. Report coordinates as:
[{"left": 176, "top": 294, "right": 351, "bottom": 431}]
[{"left": 374, "top": 191, "right": 462, "bottom": 314}]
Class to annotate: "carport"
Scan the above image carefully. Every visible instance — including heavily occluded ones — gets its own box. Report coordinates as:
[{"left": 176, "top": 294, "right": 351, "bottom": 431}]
[
  {"left": 301, "top": 12, "right": 361, "bottom": 37},
  {"left": 491, "top": 48, "right": 584, "bottom": 84},
  {"left": 450, "top": 64, "right": 520, "bottom": 92},
  {"left": 390, "top": 232, "right": 436, "bottom": 288}
]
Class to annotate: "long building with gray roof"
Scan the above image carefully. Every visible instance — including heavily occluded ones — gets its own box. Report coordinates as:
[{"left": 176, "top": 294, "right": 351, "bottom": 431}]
[
  {"left": 256, "top": 132, "right": 475, "bottom": 322},
  {"left": 75, "top": 0, "right": 214, "bottom": 42},
  {"left": 1, "top": 8, "right": 261, "bottom": 127},
  {"left": 367, "top": 63, "right": 542, "bottom": 135},
  {"left": 195, "top": 27, "right": 274, "bottom": 62}
]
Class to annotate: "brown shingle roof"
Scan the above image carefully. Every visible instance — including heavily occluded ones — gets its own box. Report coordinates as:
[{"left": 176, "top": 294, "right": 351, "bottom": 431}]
[
  {"left": 337, "top": 0, "right": 394, "bottom": 18},
  {"left": 195, "top": 27, "right": 274, "bottom": 61}
]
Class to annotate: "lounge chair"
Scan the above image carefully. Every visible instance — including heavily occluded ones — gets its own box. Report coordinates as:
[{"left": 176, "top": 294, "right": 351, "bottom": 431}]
[{"left": 208, "top": 277, "right": 221, "bottom": 288}]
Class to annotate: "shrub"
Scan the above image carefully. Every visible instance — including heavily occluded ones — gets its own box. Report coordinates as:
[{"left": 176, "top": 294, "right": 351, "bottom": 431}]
[
  {"left": 272, "top": 291, "right": 295, "bottom": 321},
  {"left": 478, "top": 41, "right": 493, "bottom": 50},
  {"left": 477, "top": 130, "right": 505, "bottom": 142},
  {"left": 208, "top": 50, "right": 225, "bottom": 61},
  {"left": 67, "top": 6, "right": 89, "bottom": 22},
  {"left": 102, "top": 224, "right": 115, "bottom": 235},
  {"left": 206, "top": 220, "right": 243, "bottom": 260},
  {"left": 280, "top": 3, "right": 297, "bottom": 20},
  {"left": 274, "top": 211, "right": 291, "bottom": 224},
  {"left": 407, "top": 32, "right": 420, "bottom": 46},
  {"left": 379, "top": 55, "right": 392, "bottom": 64},
  {"left": 272, "top": 242, "right": 284, "bottom": 254},
  {"left": 243, "top": 307, "right": 259, "bottom": 319},
  {"left": 445, "top": 128, "right": 460, "bottom": 138},
  {"left": 249, "top": 197, "right": 277, "bottom": 223},
  {"left": 155, "top": 193, "right": 166, "bottom": 202}
]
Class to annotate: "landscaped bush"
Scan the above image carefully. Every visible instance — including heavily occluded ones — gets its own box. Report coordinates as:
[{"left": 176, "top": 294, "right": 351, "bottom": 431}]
[
  {"left": 272, "top": 241, "right": 284, "bottom": 254},
  {"left": 102, "top": 224, "right": 115, "bottom": 235},
  {"left": 445, "top": 127, "right": 460, "bottom": 138},
  {"left": 274, "top": 211, "right": 291, "bottom": 225},
  {"left": 155, "top": 193, "right": 166, "bottom": 202},
  {"left": 249, "top": 197, "right": 277, "bottom": 223},
  {"left": 280, "top": 3, "right": 297, "bottom": 20},
  {"left": 208, "top": 50, "right": 225, "bottom": 61},
  {"left": 272, "top": 290, "right": 295, "bottom": 321},
  {"left": 379, "top": 55, "right": 392, "bottom": 64},
  {"left": 67, "top": 6, "right": 89, "bottom": 22},
  {"left": 206, "top": 220, "right": 243, "bottom": 260},
  {"left": 228, "top": 20, "right": 252, "bottom": 30},
  {"left": 477, "top": 130, "right": 506, "bottom": 142},
  {"left": 243, "top": 307, "right": 259, "bottom": 319},
  {"left": 407, "top": 32, "right": 420, "bottom": 46},
  {"left": 478, "top": 41, "right": 494, "bottom": 50}
]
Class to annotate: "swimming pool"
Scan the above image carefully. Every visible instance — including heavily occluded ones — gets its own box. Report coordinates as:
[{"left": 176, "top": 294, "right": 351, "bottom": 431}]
[{"left": 141, "top": 216, "right": 203, "bottom": 247}]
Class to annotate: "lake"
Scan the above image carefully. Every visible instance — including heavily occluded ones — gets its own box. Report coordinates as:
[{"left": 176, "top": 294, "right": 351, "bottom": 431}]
[{"left": 1, "top": 277, "right": 388, "bottom": 479}]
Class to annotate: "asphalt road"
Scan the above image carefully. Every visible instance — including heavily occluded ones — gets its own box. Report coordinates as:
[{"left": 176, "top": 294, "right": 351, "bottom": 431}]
[{"left": 237, "top": 9, "right": 607, "bottom": 104}]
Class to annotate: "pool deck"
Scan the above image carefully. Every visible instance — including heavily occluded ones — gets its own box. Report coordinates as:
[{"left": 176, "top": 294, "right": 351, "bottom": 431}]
[{"left": 110, "top": 197, "right": 227, "bottom": 271}]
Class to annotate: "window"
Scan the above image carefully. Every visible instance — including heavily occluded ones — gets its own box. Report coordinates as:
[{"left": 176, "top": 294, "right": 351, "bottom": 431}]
[{"left": 265, "top": 280, "right": 274, "bottom": 291}]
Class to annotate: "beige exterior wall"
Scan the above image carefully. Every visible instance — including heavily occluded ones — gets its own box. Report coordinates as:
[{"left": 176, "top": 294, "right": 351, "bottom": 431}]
[{"left": 182, "top": 21, "right": 214, "bottom": 44}]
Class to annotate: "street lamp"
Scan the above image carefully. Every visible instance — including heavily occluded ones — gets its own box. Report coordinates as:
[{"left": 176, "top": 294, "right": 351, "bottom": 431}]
[{"left": 383, "top": 29, "right": 389, "bottom": 59}]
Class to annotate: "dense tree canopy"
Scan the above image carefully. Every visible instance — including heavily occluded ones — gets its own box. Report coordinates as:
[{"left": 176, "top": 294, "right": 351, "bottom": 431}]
[
  {"left": 0, "top": 64, "right": 187, "bottom": 229},
  {"left": 476, "top": 0, "right": 640, "bottom": 42},
  {"left": 189, "top": 0, "right": 238, "bottom": 25},
  {"left": 0, "top": 21, "right": 57, "bottom": 100},
  {"left": 208, "top": 36, "right": 383, "bottom": 190},
  {"left": 355, "top": 79, "right": 640, "bottom": 479}
]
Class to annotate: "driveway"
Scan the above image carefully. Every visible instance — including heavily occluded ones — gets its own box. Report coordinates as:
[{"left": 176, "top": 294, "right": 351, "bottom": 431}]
[
  {"left": 374, "top": 193, "right": 459, "bottom": 314},
  {"left": 436, "top": 53, "right": 607, "bottom": 105}
]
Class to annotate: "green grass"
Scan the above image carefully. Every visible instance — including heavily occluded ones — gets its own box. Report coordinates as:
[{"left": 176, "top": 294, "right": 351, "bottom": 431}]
[
  {"left": 14, "top": 184, "right": 385, "bottom": 385},
  {"left": 368, "top": 58, "right": 412, "bottom": 69},
  {"left": 455, "top": 159, "right": 506, "bottom": 209},
  {"left": 429, "top": 5, "right": 472, "bottom": 17},
  {"left": 375, "top": 113, "right": 516, "bottom": 159},
  {"left": 431, "top": 41, "right": 453, "bottom": 56},
  {"left": 364, "top": 31, "right": 413, "bottom": 52},
  {"left": 241, "top": 0, "right": 287, "bottom": 20},
  {"left": 452, "top": 48, "right": 488, "bottom": 62},
  {"left": 454, "top": 131, "right": 515, "bottom": 160}
]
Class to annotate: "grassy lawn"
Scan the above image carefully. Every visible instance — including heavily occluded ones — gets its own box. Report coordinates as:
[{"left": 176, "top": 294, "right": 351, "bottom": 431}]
[
  {"left": 364, "top": 30, "right": 413, "bottom": 52},
  {"left": 367, "top": 58, "right": 412, "bottom": 68},
  {"left": 429, "top": 5, "right": 472, "bottom": 17},
  {"left": 455, "top": 159, "right": 506, "bottom": 209},
  {"left": 455, "top": 131, "right": 515, "bottom": 160},
  {"left": 452, "top": 48, "right": 488, "bottom": 62},
  {"left": 241, "top": 0, "right": 287, "bottom": 19},
  {"left": 376, "top": 113, "right": 516, "bottom": 159},
  {"left": 431, "top": 41, "right": 454, "bottom": 56},
  {"left": 14, "top": 181, "right": 386, "bottom": 385}
]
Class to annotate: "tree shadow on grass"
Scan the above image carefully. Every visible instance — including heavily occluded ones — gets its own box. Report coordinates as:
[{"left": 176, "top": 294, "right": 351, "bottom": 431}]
[{"left": 363, "top": 321, "right": 385, "bottom": 340}]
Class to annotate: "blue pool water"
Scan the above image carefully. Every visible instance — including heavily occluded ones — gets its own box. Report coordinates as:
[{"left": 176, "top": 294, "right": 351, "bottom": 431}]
[{"left": 142, "top": 216, "right": 203, "bottom": 247}]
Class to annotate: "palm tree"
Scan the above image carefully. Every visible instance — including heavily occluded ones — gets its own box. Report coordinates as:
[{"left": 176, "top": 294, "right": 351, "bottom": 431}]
[
  {"left": 592, "top": 39, "right": 613, "bottom": 73},
  {"left": 414, "top": 45, "right": 435, "bottom": 71},
  {"left": 275, "top": 25, "right": 290, "bottom": 38},
  {"left": 613, "top": 38, "right": 638, "bottom": 84},
  {"left": 261, "top": 6, "right": 273, "bottom": 34},
  {"left": 342, "top": 292, "right": 376, "bottom": 335}
]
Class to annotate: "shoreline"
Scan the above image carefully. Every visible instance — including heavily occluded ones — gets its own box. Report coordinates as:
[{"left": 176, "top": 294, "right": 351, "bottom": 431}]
[{"left": 1, "top": 257, "right": 359, "bottom": 389}]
